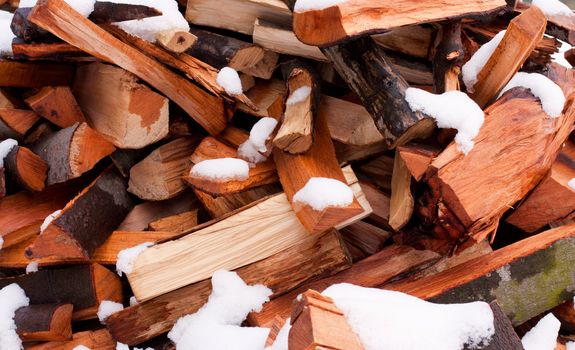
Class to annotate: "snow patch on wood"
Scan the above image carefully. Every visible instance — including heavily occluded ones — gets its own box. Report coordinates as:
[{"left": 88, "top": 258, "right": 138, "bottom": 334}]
[
  {"left": 286, "top": 86, "right": 311, "bottom": 106},
  {"left": 97, "top": 300, "right": 124, "bottom": 325},
  {"left": 40, "top": 209, "right": 62, "bottom": 234},
  {"left": 116, "top": 242, "right": 154, "bottom": 277},
  {"left": 462, "top": 30, "right": 506, "bottom": 92},
  {"left": 0, "top": 139, "right": 18, "bottom": 168},
  {"left": 190, "top": 158, "right": 250, "bottom": 181},
  {"left": 0, "top": 283, "right": 30, "bottom": 350},
  {"left": 521, "top": 313, "right": 561, "bottom": 350},
  {"left": 0, "top": 11, "right": 16, "bottom": 56},
  {"left": 294, "top": 0, "right": 348, "bottom": 12},
  {"left": 293, "top": 177, "right": 354, "bottom": 211},
  {"left": 532, "top": 0, "right": 573, "bottom": 17},
  {"left": 217, "top": 67, "right": 243, "bottom": 96}
]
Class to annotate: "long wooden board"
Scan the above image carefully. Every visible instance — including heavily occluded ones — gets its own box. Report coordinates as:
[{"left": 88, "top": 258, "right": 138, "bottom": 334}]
[{"left": 127, "top": 167, "right": 371, "bottom": 301}]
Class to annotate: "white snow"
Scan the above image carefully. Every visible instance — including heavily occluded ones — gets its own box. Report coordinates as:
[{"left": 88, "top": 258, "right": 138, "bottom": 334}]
[
  {"left": 0, "top": 236, "right": 3, "bottom": 251},
  {"left": 552, "top": 38, "right": 573, "bottom": 69},
  {"left": 20, "top": 0, "right": 96, "bottom": 17},
  {"left": 405, "top": 88, "right": 485, "bottom": 155},
  {"left": 25, "top": 261, "right": 38, "bottom": 274},
  {"left": 521, "top": 313, "right": 561, "bottom": 350},
  {"left": 294, "top": 0, "right": 348, "bottom": 12},
  {"left": 567, "top": 341, "right": 575, "bottom": 350},
  {"left": 190, "top": 158, "right": 250, "bottom": 182},
  {"left": 0, "top": 11, "right": 15, "bottom": 56},
  {"left": 72, "top": 346, "right": 91, "bottom": 350},
  {"left": 249, "top": 117, "right": 278, "bottom": 152},
  {"left": 265, "top": 318, "right": 291, "bottom": 350},
  {"left": 116, "top": 343, "right": 129, "bottom": 350},
  {"left": 238, "top": 141, "right": 268, "bottom": 164},
  {"left": 462, "top": 30, "right": 506, "bottom": 92},
  {"left": 286, "top": 86, "right": 312, "bottom": 106},
  {"left": 0, "top": 283, "right": 30, "bottom": 350},
  {"left": 0, "top": 139, "right": 18, "bottom": 168},
  {"left": 168, "top": 270, "right": 272, "bottom": 350},
  {"left": 533, "top": 0, "right": 573, "bottom": 17},
  {"left": 40, "top": 210, "right": 62, "bottom": 234},
  {"left": 293, "top": 177, "right": 354, "bottom": 211},
  {"left": 499, "top": 72, "right": 566, "bottom": 118},
  {"left": 116, "top": 242, "right": 154, "bottom": 277},
  {"left": 129, "top": 296, "right": 138, "bottom": 306},
  {"left": 323, "top": 284, "right": 494, "bottom": 350},
  {"left": 110, "top": 0, "right": 189, "bottom": 42},
  {"left": 217, "top": 67, "right": 243, "bottom": 96},
  {"left": 97, "top": 300, "right": 124, "bottom": 324},
  {"left": 568, "top": 178, "right": 575, "bottom": 191}
]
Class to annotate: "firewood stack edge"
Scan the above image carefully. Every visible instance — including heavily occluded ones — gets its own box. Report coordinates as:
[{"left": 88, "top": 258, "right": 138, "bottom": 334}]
[{"left": 1, "top": 0, "right": 575, "bottom": 349}]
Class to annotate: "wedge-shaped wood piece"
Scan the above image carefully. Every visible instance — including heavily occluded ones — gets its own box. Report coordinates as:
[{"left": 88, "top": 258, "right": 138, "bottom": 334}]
[
  {"left": 15, "top": 304, "right": 73, "bottom": 342},
  {"left": 470, "top": 6, "right": 547, "bottom": 107},
  {"left": 0, "top": 61, "right": 75, "bottom": 88},
  {"left": 107, "top": 229, "right": 351, "bottom": 345},
  {"left": 422, "top": 87, "right": 575, "bottom": 245},
  {"left": 33, "top": 122, "right": 115, "bottom": 186},
  {"left": 273, "top": 60, "right": 319, "bottom": 154},
  {"left": 389, "top": 149, "right": 414, "bottom": 231},
  {"left": 249, "top": 244, "right": 441, "bottom": 328},
  {"left": 0, "top": 108, "right": 40, "bottom": 139},
  {"left": 26, "top": 170, "right": 133, "bottom": 259},
  {"left": 126, "top": 167, "right": 369, "bottom": 302},
  {"left": 0, "top": 264, "right": 122, "bottom": 320},
  {"left": 27, "top": 329, "right": 116, "bottom": 350},
  {"left": 186, "top": 0, "right": 291, "bottom": 35},
  {"left": 292, "top": 0, "right": 508, "bottom": 47},
  {"left": 128, "top": 136, "right": 200, "bottom": 201},
  {"left": 73, "top": 62, "right": 169, "bottom": 149},
  {"left": 289, "top": 290, "right": 364, "bottom": 350},
  {"left": 322, "top": 37, "right": 434, "bottom": 148},
  {"left": 273, "top": 107, "right": 364, "bottom": 234},
  {"left": 0, "top": 180, "right": 84, "bottom": 249},
  {"left": 507, "top": 140, "right": 575, "bottom": 233},
  {"left": 0, "top": 230, "right": 179, "bottom": 268},
  {"left": 397, "top": 143, "right": 441, "bottom": 181},
  {"left": 25, "top": 86, "right": 86, "bottom": 128},
  {"left": 148, "top": 210, "right": 198, "bottom": 233},
  {"left": 389, "top": 223, "right": 575, "bottom": 325},
  {"left": 29, "top": 0, "right": 228, "bottom": 135},
  {"left": 182, "top": 136, "right": 278, "bottom": 196},
  {"left": 4, "top": 145, "right": 48, "bottom": 192}
]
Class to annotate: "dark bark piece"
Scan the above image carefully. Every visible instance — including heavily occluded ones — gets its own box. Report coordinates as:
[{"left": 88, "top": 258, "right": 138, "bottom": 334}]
[
  {"left": 109, "top": 148, "right": 151, "bottom": 178},
  {"left": 26, "top": 170, "right": 133, "bottom": 259},
  {"left": 478, "top": 301, "right": 523, "bottom": 350},
  {"left": 25, "top": 86, "right": 87, "bottom": 128},
  {"left": 432, "top": 21, "right": 464, "bottom": 93},
  {"left": 15, "top": 304, "right": 73, "bottom": 342},
  {"left": 0, "top": 264, "right": 122, "bottom": 320},
  {"left": 11, "top": 7, "right": 54, "bottom": 42},
  {"left": 565, "top": 47, "right": 575, "bottom": 67},
  {"left": 88, "top": 1, "right": 162, "bottom": 23},
  {"left": 322, "top": 37, "right": 434, "bottom": 149},
  {"left": 33, "top": 122, "right": 116, "bottom": 186},
  {"left": 4, "top": 145, "right": 48, "bottom": 192}
]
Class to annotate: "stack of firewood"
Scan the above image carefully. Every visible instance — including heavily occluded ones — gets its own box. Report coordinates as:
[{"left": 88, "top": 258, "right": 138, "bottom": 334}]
[{"left": 1, "top": 0, "right": 575, "bottom": 348}]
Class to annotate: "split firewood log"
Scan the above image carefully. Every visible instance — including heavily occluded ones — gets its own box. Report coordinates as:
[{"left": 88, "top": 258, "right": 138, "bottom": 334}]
[
  {"left": 0, "top": 61, "right": 75, "bottom": 88},
  {"left": 0, "top": 108, "right": 40, "bottom": 139},
  {"left": 4, "top": 145, "right": 48, "bottom": 192},
  {"left": 25, "top": 86, "right": 87, "bottom": 128},
  {"left": 15, "top": 304, "right": 73, "bottom": 342},
  {"left": 27, "top": 329, "right": 116, "bottom": 350}
]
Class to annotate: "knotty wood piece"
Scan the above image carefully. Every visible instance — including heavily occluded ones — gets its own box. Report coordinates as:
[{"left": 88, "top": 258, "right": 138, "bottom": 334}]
[
  {"left": 27, "top": 329, "right": 116, "bottom": 350},
  {"left": 29, "top": 0, "right": 228, "bottom": 136},
  {"left": 0, "top": 108, "right": 40, "bottom": 139},
  {"left": 183, "top": 136, "right": 278, "bottom": 196},
  {"left": 0, "top": 230, "right": 179, "bottom": 268},
  {"left": 289, "top": 290, "right": 364, "bottom": 350},
  {"left": 469, "top": 6, "right": 547, "bottom": 107},
  {"left": 273, "top": 106, "right": 364, "bottom": 234},
  {"left": 0, "top": 264, "right": 122, "bottom": 320},
  {"left": 25, "top": 86, "right": 86, "bottom": 128},
  {"left": 186, "top": 0, "right": 291, "bottom": 35},
  {"left": 388, "top": 223, "right": 575, "bottom": 325},
  {"left": 432, "top": 21, "right": 464, "bottom": 93},
  {"left": 33, "top": 122, "right": 115, "bottom": 186},
  {"left": 193, "top": 184, "right": 281, "bottom": 218},
  {"left": 0, "top": 60, "right": 75, "bottom": 88},
  {"left": 4, "top": 145, "right": 48, "bottom": 192},
  {"left": 107, "top": 229, "right": 351, "bottom": 345},
  {"left": 128, "top": 136, "right": 200, "bottom": 201},
  {"left": 292, "top": 0, "right": 508, "bottom": 47},
  {"left": 148, "top": 210, "right": 198, "bottom": 234},
  {"left": 73, "top": 62, "right": 169, "bottom": 149},
  {"left": 249, "top": 244, "right": 441, "bottom": 328},
  {"left": 156, "top": 30, "right": 197, "bottom": 54},
  {"left": 273, "top": 60, "right": 319, "bottom": 154},
  {"left": 389, "top": 149, "right": 414, "bottom": 231},
  {"left": 15, "top": 304, "right": 73, "bottom": 342},
  {"left": 0, "top": 180, "right": 84, "bottom": 249},
  {"left": 26, "top": 170, "right": 133, "bottom": 259},
  {"left": 423, "top": 87, "right": 575, "bottom": 244},
  {"left": 507, "top": 140, "right": 575, "bottom": 233},
  {"left": 253, "top": 19, "right": 327, "bottom": 61},
  {"left": 322, "top": 37, "right": 434, "bottom": 148},
  {"left": 397, "top": 143, "right": 441, "bottom": 181},
  {"left": 126, "top": 168, "right": 368, "bottom": 301}
]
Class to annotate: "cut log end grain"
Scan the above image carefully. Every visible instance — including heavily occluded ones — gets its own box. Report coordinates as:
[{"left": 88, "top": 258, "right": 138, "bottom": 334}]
[
  {"left": 4, "top": 145, "right": 48, "bottom": 192},
  {"left": 155, "top": 30, "right": 197, "bottom": 54}
]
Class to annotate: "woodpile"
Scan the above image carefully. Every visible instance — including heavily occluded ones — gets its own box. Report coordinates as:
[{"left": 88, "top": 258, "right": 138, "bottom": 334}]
[{"left": 1, "top": 0, "right": 575, "bottom": 349}]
